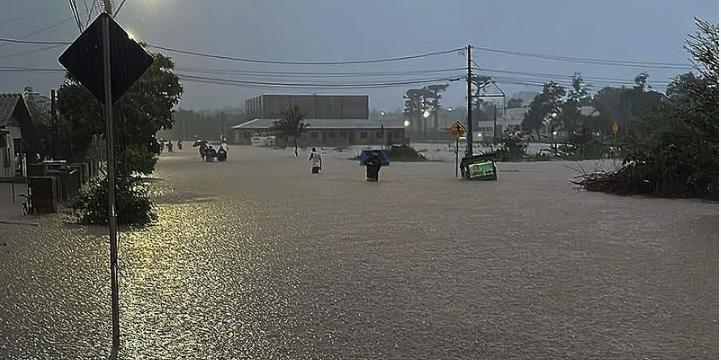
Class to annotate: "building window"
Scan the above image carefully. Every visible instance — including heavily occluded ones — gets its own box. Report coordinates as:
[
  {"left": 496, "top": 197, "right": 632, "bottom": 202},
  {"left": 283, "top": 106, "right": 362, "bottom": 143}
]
[
  {"left": 360, "top": 131, "right": 367, "bottom": 139},
  {"left": 243, "top": 132, "right": 251, "bottom": 138},
  {"left": 311, "top": 131, "right": 318, "bottom": 138},
  {"left": 376, "top": 131, "right": 382, "bottom": 138},
  {"left": 340, "top": 131, "right": 347, "bottom": 137},
  {"left": 329, "top": 131, "right": 336, "bottom": 138}
]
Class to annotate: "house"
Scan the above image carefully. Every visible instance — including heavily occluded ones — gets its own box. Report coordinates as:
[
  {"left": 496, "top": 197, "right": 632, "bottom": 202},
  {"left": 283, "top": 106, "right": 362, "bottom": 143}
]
[{"left": 0, "top": 93, "right": 39, "bottom": 176}]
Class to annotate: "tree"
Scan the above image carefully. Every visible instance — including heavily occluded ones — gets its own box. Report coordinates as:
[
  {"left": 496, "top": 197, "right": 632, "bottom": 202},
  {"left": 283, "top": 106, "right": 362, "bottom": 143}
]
[
  {"left": 271, "top": 106, "right": 307, "bottom": 157},
  {"left": 403, "top": 87, "right": 433, "bottom": 132},
  {"left": 425, "top": 83, "right": 449, "bottom": 129},
  {"left": 522, "top": 81, "right": 565, "bottom": 138},
  {"left": 57, "top": 50, "right": 183, "bottom": 174},
  {"left": 59, "top": 49, "right": 183, "bottom": 225},
  {"left": 634, "top": 71, "right": 650, "bottom": 91},
  {"left": 558, "top": 73, "right": 591, "bottom": 130},
  {"left": 470, "top": 74, "right": 493, "bottom": 110},
  {"left": 575, "top": 18, "right": 719, "bottom": 198},
  {"left": 507, "top": 98, "right": 524, "bottom": 108}
]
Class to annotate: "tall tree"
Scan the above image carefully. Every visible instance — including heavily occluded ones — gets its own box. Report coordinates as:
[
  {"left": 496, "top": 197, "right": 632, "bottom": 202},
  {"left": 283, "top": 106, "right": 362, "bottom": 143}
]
[
  {"left": 403, "top": 88, "right": 432, "bottom": 131},
  {"left": 57, "top": 50, "right": 182, "bottom": 174},
  {"left": 271, "top": 106, "right": 307, "bottom": 157},
  {"left": 522, "top": 81, "right": 565, "bottom": 138},
  {"left": 425, "top": 83, "right": 449, "bottom": 129},
  {"left": 507, "top": 98, "right": 524, "bottom": 108},
  {"left": 559, "top": 73, "right": 591, "bottom": 130}
]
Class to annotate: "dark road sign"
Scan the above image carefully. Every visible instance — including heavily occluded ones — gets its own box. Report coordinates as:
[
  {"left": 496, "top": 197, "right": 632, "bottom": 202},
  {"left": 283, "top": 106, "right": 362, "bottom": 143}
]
[{"left": 59, "top": 13, "right": 153, "bottom": 104}]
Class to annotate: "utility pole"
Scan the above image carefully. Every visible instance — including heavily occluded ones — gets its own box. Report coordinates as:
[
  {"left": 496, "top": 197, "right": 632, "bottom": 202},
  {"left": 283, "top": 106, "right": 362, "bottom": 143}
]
[
  {"left": 102, "top": 0, "right": 121, "bottom": 351},
  {"left": 466, "top": 44, "right": 473, "bottom": 158},
  {"left": 50, "top": 89, "right": 57, "bottom": 159}
]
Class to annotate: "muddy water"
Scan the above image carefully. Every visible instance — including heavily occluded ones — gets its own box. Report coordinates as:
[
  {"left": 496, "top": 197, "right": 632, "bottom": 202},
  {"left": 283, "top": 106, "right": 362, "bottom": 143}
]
[{"left": 1, "top": 146, "right": 717, "bottom": 359}]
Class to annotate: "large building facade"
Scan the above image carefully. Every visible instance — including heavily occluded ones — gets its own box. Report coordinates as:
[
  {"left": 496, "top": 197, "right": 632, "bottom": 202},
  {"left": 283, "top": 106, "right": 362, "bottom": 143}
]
[
  {"left": 232, "top": 94, "right": 405, "bottom": 146},
  {"left": 245, "top": 94, "right": 369, "bottom": 120}
]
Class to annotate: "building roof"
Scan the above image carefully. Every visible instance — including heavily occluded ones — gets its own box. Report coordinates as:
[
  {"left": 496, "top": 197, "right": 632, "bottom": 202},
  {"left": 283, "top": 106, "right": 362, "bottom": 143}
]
[
  {"left": 232, "top": 118, "right": 405, "bottom": 130},
  {"left": 0, "top": 93, "right": 24, "bottom": 127}
]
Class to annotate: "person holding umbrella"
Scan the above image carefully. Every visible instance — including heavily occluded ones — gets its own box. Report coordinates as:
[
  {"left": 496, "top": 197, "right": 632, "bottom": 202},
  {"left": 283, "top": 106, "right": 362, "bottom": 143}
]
[
  {"left": 365, "top": 150, "right": 383, "bottom": 182},
  {"left": 193, "top": 139, "right": 208, "bottom": 161}
]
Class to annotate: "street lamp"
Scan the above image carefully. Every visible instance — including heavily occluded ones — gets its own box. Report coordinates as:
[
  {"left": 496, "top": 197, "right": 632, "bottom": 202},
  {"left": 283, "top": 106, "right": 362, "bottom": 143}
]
[{"left": 379, "top": 111, "right": 386, "bottom": 149}]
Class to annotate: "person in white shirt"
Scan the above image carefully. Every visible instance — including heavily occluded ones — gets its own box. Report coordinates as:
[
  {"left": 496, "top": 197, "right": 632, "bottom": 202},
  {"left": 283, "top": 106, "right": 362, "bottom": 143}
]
[{"left": 309, "top": 147, "right": 322, "bottom": 174}]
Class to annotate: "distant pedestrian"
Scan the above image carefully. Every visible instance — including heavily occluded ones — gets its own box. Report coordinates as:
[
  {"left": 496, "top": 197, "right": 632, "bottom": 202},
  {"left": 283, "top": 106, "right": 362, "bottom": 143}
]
[
  {"left": 167, "top": 141, "right": 173, "bottom": 152},
  {"left": 309, "top": 147, "right": 322, "bottom": 174},
  {"left": 365, "top": 150, "right": 382, "bottom": 182}
]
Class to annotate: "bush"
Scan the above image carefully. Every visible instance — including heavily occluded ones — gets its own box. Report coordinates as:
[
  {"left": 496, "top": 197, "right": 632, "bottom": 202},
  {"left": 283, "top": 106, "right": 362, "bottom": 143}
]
[
  {"left": 495, "top": 130, "right": 527, "bottom": 162},
  {"left": 388, "top": 144, "right": 427, "bottom": 161},
  {"left": 72, "top": 175, "right": 156, "bottom": 225},
  {"left": 122, "top": 145, "right": 158, "bottom": 175}
]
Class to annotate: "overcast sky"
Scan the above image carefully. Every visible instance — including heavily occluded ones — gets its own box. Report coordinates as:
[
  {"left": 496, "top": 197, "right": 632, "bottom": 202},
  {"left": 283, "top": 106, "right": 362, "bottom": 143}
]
[{"left": 0, "top": 0, "right": 717, "bottom": 115}]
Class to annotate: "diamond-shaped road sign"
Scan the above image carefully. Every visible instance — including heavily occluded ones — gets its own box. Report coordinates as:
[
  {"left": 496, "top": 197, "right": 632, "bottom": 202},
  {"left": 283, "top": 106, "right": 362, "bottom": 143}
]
[
  {"left": 449, "top": 120, "right": 467, "bottom": 138},
  {"left": 59, "top": 13, "right": 153, "bottom": 104}
]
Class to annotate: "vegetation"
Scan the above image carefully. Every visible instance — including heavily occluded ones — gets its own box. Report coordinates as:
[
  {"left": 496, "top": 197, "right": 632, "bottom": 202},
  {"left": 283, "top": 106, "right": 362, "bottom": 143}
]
[
  {"left": 270, "top": 106, "right": 307, "bottom": 157},
  {"left": 573, "top": 18, "right": 718, "bottom": 198},
  {"left": 58, "top": 49, "right": 182, "bottom": 224},
  {"left": 521, "top": 82, "right": 565, "bottom": 139},
  {"left": 72, "top": 175, "right": 156, "bottom": 226},
  {"left": 388, "top": 144, "right": 427, "bottom": 161},
  {"left": 495, "top": 130, "right": 527, "bottom": 162}
]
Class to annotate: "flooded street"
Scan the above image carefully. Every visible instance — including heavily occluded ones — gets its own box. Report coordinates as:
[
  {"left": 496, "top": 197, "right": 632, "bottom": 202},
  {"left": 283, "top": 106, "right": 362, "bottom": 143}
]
[{"left": 1, "top": 146, "right": 717, "bottom": 359}]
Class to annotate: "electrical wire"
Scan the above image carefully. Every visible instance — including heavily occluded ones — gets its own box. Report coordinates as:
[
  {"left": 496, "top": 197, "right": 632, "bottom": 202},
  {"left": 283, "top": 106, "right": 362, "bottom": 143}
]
[
  {"left": 0, "top": 15, "right": 30, "bottom": 26},
  {"left": 114, "top": 0, "right": 129, "bottom": 17},
  {"left": 176, "top": 67, "right": 467, "bottom": 78},
  {"left": 86, "top": 0, "right": 99, "bottom": 26},
  {"left": 0, "top": 38, "right": 71, "bottom": 45},
  {"left": 0, "top": 44, "right": 66, "bottom": 60},
  {"left": 176, "top": 73, "right": 463, "bottom": 89},
  {"left": 473, "top": 67, "right": 670, "bottom": 86},
  {"left": 149, "top": 45, "right": 465, "bottom": 65},
  {"left": 472, "top": 45, "right": 691, "bottom": 69}
]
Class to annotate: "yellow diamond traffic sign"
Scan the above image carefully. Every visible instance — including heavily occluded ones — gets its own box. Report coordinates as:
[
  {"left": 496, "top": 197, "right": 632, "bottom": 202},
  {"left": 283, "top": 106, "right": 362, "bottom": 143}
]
[{"left": 449, "top": 120, "right": 467, "bottom": 138}]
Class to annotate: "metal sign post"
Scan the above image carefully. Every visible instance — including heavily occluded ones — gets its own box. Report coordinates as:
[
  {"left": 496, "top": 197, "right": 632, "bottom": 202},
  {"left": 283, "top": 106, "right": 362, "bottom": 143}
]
[
  {"left": 60, "top": 4, "right": 152, "bottom": 352},
  {"left": 455, "top": 137, "right": 459, "bottom": 178},
  {"left": 100, "top": 8, "right": 120, "bottom": 349},
  {"left": 449, "top": 120, "right": 467, "bottom": 178}
]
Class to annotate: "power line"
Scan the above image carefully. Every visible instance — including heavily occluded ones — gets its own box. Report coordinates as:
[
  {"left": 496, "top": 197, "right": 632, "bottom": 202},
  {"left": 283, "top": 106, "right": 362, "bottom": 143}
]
[
  {"left": 0, "top": 44, "right": 65, "bottom": 60},
  {"left": 473, "top": 67, "right": 671, "bottom": 85},
  {"left": 472, "top": 45, "right": 691, "bottom": 69},
  {"left": 0, "top": 38, "right": 70, "bottom": 45},
  {"left": 0, "top": 15, "right": 31, "bottom": 26},
  {"left": 67, "top": 0, "right": 83, "bottom": 32},
  {"left": 114, "top": 0, "right": 129, "bottom": 17},
  {"left": 149, "top": 45, "right": 465, "bottom": 65},
  {"left": 176, "top": 67, "right": 467, "bottom": 78},
  {"left": 86, "top": 0, "right": 99, "bottom": 26},
  {"left": 176, "top": 73, "right": 463, "bottom": 89}
]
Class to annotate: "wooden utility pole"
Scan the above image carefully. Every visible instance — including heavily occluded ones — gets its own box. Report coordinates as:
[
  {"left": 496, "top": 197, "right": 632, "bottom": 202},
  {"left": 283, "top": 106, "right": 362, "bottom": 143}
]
[
  {"left": 466, "top": 45, "right": 473, "bottom": 158},
  {"left": 50, "top": 89, "right": 57, "bottom": 159}
]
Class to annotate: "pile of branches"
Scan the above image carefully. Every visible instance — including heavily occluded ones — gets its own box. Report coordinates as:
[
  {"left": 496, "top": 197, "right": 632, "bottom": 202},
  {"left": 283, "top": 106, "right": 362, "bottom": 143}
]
[{"left": 570, "top": 147, "right": 717, "bottom": 198}]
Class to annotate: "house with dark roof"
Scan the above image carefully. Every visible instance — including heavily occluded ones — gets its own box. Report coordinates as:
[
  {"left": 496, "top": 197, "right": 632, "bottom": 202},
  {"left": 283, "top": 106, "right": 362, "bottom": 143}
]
[{"left": 0, "top": 93, "right": 39, "bottom": 162}]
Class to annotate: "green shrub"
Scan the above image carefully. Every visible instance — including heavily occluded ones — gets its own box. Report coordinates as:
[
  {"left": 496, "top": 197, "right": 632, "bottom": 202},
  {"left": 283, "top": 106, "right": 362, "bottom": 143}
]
[
  {"left": 72, "top": 175, "right": 156, "bottom": 226},
  {"left": 122, "top": 145, "right": 158, "bottom": 176}
]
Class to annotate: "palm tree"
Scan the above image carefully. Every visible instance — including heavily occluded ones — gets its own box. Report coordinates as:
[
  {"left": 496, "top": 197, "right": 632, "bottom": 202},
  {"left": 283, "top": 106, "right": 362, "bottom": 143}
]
[{"left": 271, "top": 106, "right": 308, "bottom": 157}]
